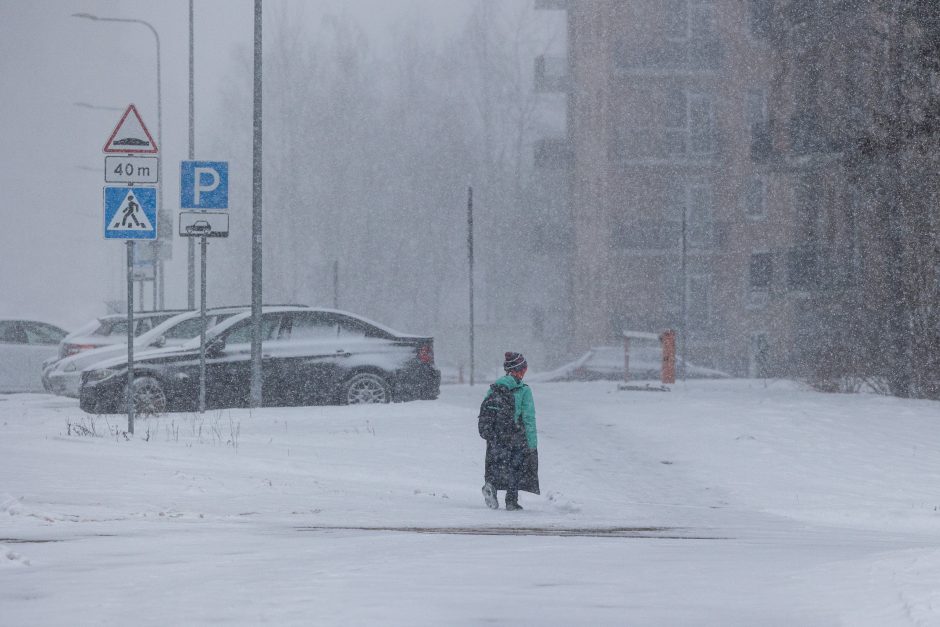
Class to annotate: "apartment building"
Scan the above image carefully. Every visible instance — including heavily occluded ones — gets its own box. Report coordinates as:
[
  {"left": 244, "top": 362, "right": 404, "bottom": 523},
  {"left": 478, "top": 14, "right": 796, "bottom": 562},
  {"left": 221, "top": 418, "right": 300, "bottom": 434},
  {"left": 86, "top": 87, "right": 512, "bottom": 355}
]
[{"left": 537, "top": 0, "right": 780, "bottom": 375}]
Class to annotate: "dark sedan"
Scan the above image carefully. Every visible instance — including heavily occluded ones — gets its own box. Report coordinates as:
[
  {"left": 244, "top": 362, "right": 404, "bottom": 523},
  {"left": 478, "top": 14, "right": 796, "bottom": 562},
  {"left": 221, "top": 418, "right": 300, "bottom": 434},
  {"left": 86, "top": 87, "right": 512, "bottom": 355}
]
[{"left": 79, "top": 307, "right": 440, "bottom": 414}]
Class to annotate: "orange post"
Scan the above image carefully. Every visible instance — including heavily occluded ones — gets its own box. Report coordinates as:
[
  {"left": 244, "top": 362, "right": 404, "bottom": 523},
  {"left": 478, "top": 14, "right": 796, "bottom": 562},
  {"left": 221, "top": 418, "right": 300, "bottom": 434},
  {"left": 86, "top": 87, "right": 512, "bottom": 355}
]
[{"left": 660, "top": 330, "right": 676, "bottom": 384}]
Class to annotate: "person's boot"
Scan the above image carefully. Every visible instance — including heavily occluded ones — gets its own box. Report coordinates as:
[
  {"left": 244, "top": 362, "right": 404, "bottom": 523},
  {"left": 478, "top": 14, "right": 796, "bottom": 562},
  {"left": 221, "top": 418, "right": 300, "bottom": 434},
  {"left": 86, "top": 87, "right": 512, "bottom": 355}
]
[
  {"left": 482, "top": 483, "right": 498, "bottom": 509},
  {"left": 505, "top": 490, "right": 522, "bottom": 511}
]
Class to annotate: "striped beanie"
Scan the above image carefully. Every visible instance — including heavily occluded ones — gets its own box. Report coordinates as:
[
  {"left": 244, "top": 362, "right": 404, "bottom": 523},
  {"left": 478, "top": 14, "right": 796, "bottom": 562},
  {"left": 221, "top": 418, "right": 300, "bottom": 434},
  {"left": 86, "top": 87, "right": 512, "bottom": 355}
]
[{"left": 503, "top": 351, "right": 527, "bottom": 373}]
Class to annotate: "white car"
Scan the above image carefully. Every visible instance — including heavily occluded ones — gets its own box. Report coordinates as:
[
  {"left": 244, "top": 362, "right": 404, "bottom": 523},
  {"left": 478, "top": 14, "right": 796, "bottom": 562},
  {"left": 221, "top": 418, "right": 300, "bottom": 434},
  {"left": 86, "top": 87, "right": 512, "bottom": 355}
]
[
  {"left": 0, "top": 319, "right": 69, "bottom": 393},
  {"left": 44, "top": 307, "right": 246, "bottom": 398}
]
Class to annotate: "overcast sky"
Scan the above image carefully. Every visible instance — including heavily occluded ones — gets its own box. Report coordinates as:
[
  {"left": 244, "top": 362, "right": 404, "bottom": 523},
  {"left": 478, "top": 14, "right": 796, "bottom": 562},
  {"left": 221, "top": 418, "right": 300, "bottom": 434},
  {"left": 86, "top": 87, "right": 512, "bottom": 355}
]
[{"left": 0, "top": 0, "right": 474, "bottom": 329}]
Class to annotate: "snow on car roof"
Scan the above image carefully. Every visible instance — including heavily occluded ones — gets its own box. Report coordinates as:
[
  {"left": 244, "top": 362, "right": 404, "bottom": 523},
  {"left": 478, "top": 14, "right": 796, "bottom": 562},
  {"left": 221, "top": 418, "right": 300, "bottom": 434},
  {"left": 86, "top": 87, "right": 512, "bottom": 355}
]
[{"left": 194, "top": 306, "right": 428, "bottom": 342}]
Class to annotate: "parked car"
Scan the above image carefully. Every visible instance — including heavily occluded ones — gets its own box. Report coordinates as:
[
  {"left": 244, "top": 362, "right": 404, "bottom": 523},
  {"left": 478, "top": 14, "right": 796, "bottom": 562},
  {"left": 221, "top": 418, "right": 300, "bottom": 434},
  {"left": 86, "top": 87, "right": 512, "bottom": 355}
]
[
  {"left": 58, "top": 310, "right": 191, "bottom": 359},
  {"left": 0, "top": 319, "right": 69, "bottom": 393},
  {"left": 529, "top": 345, "right": 730, "bottom": 383},
  {"left": 79, "top": 306, "right": 440, "bottom": 414},
  {"left": 43, "top": 306, "right": 249, "bottom": 398}
]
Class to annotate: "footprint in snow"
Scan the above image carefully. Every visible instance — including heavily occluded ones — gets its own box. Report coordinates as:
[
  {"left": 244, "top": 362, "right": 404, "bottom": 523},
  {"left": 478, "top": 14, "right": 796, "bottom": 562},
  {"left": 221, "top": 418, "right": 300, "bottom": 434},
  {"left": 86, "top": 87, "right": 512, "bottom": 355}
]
[
  {"left": 547, "top": 491, "right": 581, "bottom": 513},
  {"left": 1, "top": 546, "right": 31, "bottom": 567}
]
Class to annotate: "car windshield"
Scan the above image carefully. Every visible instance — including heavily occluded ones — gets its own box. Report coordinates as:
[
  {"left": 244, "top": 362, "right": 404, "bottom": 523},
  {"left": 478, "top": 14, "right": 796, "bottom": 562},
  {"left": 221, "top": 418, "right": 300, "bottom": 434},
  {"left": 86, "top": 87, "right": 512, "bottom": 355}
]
[
  {"left": 179, "top": 313, "right": 247, "bottom": 349},
  {"left": 95, "top": 319, "right": 124, "bottom": 336}
]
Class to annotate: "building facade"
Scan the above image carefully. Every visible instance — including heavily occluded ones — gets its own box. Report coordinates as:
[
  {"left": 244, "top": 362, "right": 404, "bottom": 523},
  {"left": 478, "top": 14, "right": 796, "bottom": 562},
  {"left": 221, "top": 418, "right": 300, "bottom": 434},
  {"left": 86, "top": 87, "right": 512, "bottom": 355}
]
[
  {"left": 538, "top": 0, "right": 781, "bottom": 375},
  {"left": 536, "top": 0, "right": 939, "bottom": 390}
]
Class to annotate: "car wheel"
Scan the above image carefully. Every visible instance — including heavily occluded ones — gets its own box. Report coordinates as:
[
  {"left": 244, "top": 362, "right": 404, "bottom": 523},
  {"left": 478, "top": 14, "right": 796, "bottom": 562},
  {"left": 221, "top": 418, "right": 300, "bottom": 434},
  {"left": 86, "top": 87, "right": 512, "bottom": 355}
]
[
  {"left": 131, "top": 376, "right": 167, "bottom": 416},
  {"left": 343, "top": 372, "right": 390, "bottom": 405}
]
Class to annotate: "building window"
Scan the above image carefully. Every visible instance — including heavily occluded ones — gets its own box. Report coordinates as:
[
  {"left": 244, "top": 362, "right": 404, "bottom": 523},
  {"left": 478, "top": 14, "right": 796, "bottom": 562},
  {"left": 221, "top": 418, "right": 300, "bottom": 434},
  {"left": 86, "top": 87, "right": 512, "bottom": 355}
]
[
  {"left": 690, "top": 2, "right": 717, "bottom": 39},
  {"left": 748, "top": 0, "right": 772, "bottom": 40},
  {"left": 746, "top": 89, "right": 767, "bottom": 128},
  {"left": 787, "top": 246, "right": 819, "bottom": 290},
  {"left": 665, "top": 0, "right": 716, "bottom": 40},
  {"left": 663, "top": 90, "right": 715, "bottom": 157},
  {"left": 688, "top": 94, "right": 715, "bottom": 154},
  {"left": 664, "top": 0, "right": 690, "bottom": 39},
  {"left": 745, "top": 175, "right": 766, "bottom": 219},
  {"left": 749, "top": 252, "right": 773, "bottom": 291},
  {"left": 747, "top": 252, "right": 772, "bottom": 308},
  {"left": 664, "top": 88, "right": 688, "bottom": 155},
  {"left": 687, "top": 182, "right": 712, "bottom": 246},
  {"left": 668, "top": 180, "right": 714, "bottom": 249},
  {"left": 612, "top": 220, "right": 681, "bottom": 251}
]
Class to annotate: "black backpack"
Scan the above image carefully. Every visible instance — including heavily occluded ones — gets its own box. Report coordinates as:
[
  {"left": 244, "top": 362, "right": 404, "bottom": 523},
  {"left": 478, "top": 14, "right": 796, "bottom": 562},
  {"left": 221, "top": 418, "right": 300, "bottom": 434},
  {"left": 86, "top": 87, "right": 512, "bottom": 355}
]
[{"left": 478, "top": 383, "right": 527, "bottom": 446}]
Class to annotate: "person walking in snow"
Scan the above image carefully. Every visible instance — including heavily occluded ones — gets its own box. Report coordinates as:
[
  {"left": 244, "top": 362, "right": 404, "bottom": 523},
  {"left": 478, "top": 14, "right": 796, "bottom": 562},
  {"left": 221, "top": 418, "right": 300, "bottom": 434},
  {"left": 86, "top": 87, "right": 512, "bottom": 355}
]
[{"left": 479, "top": 351, "right": 539, "bottom": 511}]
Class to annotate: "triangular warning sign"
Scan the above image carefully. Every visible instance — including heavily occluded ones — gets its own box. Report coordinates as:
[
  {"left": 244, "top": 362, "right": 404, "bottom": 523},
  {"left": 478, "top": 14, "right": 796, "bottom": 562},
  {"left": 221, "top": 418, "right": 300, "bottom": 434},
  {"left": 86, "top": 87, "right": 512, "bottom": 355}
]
[
  {"left": 107, "top": 191, "right": 154, "bottom": 230},
  {"left": 103, "top": 104, "right": 158, "bottom": 154}
]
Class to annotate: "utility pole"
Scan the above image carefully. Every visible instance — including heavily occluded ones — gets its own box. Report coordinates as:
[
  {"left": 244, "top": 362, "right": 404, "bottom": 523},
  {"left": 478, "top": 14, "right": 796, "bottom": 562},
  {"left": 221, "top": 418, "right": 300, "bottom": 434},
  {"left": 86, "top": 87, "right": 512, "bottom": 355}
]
[{"left": 680, "top": 203, "right": 688, "bottom": 382}]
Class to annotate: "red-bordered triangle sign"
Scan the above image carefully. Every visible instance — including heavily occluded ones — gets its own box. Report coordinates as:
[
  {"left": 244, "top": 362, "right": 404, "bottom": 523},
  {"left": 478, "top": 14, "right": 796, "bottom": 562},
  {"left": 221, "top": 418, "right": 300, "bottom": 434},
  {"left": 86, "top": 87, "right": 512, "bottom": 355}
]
[{"left": 103, "top": 104, "right": 158, "bottom": 154}]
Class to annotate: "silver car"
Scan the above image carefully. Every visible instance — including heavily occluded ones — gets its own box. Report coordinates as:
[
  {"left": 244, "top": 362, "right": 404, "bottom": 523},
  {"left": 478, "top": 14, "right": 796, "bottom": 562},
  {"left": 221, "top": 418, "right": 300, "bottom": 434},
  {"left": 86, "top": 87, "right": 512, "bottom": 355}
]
[
  {"left": 0, "top": 320, "right": 68, "bottom": 393},
  {"left": 44, "top": 307, "right": 246, "bottom": 398}
]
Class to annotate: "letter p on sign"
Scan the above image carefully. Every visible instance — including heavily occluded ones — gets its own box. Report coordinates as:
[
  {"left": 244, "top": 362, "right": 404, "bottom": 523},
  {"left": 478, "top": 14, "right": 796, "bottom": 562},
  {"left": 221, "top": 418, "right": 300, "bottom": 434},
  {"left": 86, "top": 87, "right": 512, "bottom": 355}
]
[{"left": 180, "top": 161, "right": 228, "bottom": 210}]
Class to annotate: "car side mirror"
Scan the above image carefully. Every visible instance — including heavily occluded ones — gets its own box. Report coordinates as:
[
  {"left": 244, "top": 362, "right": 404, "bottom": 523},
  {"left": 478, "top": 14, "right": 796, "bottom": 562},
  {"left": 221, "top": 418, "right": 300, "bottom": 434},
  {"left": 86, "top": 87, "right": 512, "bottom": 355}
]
[{"left": 151, "top": 335, "right": 166, "bottom": 348}]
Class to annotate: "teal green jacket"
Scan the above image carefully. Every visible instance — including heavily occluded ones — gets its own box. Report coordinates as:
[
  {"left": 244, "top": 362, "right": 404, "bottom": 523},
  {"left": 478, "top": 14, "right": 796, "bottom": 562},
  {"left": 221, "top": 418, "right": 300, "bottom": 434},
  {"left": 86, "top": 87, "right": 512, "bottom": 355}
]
[{"left": 487, "top": 374, "right": 537, "bottom": 450}]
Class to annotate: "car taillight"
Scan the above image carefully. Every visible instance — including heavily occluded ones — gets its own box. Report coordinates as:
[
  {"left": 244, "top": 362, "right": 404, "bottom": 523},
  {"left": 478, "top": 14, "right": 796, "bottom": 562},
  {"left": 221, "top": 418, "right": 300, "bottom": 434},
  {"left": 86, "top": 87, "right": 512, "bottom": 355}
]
[
  {"left": 63, "top": 343, "right": 97, "bottom": 357},
  {"left": 417, "top": 344, "right": 434, "bottom": 365}
]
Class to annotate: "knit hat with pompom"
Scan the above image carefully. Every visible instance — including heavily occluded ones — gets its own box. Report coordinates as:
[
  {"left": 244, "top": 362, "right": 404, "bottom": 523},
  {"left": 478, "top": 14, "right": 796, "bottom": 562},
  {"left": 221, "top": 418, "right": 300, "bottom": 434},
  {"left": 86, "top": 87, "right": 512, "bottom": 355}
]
[{"left": 503, "top": 352, "right": 527, "bottom": 373}]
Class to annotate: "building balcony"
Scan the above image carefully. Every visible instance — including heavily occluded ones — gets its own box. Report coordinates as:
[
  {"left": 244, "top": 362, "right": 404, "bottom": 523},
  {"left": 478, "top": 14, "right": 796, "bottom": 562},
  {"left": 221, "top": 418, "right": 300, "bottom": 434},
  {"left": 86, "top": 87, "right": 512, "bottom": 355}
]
[
  {"left": 611, "top": 129, "right": 725, "bottom": 165},
  {"left": 534, "top": 55, "right": 568, "bottom": 93},
  {"left": 615, "top": 37, "right": 724, "bottom": 73},
  {"left": 612, "top": 220, "right": 731, "bottom": 253}
]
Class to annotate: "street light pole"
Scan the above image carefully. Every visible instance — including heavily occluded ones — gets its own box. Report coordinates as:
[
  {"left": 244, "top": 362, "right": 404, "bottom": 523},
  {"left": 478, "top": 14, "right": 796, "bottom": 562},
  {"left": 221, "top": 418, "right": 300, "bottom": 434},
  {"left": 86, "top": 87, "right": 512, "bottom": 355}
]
[
  {"left": 467, "top": 185, "right": 475, "bottom": 386},
  {"left": 188, "top": 0, "right": 196, "bottom": 310},
  {"left": 72, "top": 12, "right": 165, "bottom": 310},
  {"left": 249, "top": 0, "right": 264, "bottom": 408}
]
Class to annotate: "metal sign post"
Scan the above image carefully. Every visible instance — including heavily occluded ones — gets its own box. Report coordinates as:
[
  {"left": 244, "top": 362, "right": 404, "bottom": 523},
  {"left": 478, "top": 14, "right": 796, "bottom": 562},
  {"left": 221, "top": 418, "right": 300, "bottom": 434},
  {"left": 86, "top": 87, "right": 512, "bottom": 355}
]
[
  {"left": 179, "top": 162, "right": 230, "bottom": 414},
  {"left": 177, "top": 215, "right": 229, "bottom": 414},
  {"left": 199, "top": 236, "right": 208, "bottom": 413},
  {"left": 125, "top": 241, "right": 135, "bottom": 433},
  {"left": 102, "top": 104, "right": 160, "bottom": 433}
]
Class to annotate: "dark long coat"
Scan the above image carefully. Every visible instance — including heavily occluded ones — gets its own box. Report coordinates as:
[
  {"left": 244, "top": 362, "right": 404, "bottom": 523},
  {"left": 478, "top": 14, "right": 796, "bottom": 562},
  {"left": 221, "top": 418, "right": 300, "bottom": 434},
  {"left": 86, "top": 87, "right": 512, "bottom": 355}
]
[
  {"left": 485, "top": 441, "right": 539, "bottom": 494},
  {"left": 482, "top": 374, "right": 540, "bottom": 494}
]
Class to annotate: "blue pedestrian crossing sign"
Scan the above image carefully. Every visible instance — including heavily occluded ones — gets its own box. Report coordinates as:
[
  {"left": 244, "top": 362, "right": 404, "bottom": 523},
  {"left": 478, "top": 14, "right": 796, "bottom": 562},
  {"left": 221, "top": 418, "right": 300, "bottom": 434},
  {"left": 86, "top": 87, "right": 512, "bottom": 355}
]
[
  {"left": 104, "top": 186, "right": 158, "bottom": 240},
  {"left": 180, "top": 161, "right": 228, "bottom": 209}
]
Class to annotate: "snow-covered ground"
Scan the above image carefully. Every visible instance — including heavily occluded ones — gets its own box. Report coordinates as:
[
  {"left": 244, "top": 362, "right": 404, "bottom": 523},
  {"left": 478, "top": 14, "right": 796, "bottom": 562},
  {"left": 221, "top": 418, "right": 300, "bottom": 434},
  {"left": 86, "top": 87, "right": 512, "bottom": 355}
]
[{"left": 2, "top": 380, "right": 939, "bottom": 625}]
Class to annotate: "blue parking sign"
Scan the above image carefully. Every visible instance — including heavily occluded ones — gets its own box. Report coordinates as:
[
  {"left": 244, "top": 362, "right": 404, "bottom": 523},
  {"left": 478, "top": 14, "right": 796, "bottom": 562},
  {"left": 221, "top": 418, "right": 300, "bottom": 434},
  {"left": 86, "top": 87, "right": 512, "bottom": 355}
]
[{"left": 180, "top": 161, "right": 228, "bottom": 209}]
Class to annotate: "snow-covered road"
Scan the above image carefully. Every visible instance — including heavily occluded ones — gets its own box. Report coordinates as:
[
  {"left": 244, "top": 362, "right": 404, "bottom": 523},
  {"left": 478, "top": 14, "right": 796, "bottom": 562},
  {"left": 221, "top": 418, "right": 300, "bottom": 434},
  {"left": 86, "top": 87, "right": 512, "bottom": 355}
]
[{"left": 2, "top": 380, "right": 939, "bottom": 625}]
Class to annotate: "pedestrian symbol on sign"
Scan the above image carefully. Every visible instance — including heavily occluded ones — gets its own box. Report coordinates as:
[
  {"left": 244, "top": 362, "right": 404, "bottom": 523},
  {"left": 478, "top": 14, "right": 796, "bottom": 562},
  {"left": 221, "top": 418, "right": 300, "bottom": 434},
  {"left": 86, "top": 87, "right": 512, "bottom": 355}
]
[
  {"left": 107, "top": 192, "right": 153, "bottom": 231},
  {"left": 103, "top": 186, "right": 158, "bottom": 240}
]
